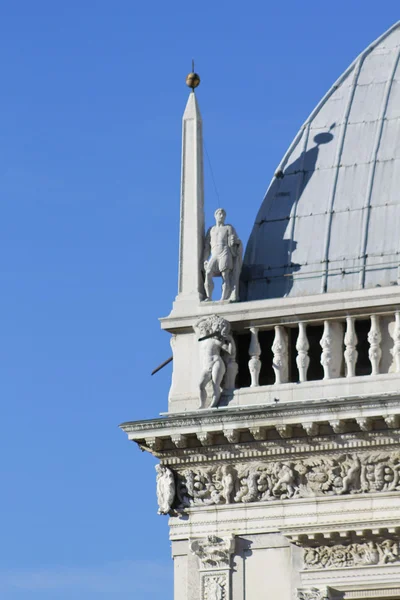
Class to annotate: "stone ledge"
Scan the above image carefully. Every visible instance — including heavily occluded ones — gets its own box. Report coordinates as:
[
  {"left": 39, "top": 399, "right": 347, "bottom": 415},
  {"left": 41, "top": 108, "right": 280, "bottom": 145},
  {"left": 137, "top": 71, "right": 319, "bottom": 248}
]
[
  {"left": 161, "top": 285, "right": 400, "bottom": 332},
  {"left": 120, "top": 394, "right": 400, "bottom": 456}
]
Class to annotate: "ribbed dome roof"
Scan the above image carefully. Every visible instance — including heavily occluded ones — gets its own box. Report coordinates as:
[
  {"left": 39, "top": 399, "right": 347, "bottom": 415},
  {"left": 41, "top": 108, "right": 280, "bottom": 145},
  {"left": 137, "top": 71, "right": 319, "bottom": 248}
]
[{"left": 243, "top": 22, "right": 400, "bottom": 301}]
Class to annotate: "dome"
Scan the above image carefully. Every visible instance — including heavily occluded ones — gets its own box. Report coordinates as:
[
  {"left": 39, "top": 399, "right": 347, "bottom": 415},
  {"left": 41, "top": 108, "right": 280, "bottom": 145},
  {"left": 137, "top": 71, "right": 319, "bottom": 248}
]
[{"left": 243, "top": 22, "right": 400, "bottom": 301}]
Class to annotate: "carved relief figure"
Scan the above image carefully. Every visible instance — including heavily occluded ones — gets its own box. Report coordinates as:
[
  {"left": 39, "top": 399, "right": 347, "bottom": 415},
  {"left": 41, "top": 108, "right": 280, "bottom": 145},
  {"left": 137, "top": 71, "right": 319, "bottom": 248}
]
[
  {"left": 272, "top": 462, "right": 297, "bottom": 498},
  {"left": 194, "top": 315, "right": 237, "bottom": 409},
  {"left": 220, "top": 465, "right": 235, "bottom": 504},
  {"left": 205, "top": 576, "right": 224, "bottom": 600},
  {"left": 203, "top": 208, "right": 243, "bottom": 302},
  {"left": 155, "top": 465, "right": 175, "bottom": 515}
]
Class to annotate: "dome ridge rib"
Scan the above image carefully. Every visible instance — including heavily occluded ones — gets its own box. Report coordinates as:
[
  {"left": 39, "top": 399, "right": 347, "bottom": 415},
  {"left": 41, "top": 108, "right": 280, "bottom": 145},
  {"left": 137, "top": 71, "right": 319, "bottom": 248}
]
[{"left": 320, "top": 58, "right": 364, "bottom": 293}]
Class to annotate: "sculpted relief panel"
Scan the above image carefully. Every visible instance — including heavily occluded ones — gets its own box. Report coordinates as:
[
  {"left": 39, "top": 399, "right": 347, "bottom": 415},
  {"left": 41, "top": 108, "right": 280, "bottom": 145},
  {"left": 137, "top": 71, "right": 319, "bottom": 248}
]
[
  {"left": 303, "top": 540, "right": 399, "bottom": 569},
  {"left": 170, "top": 450, "right": 400, "bottom": 509},
  {"left": 202, "top": 574, "right": 227, "bottom": 600}
]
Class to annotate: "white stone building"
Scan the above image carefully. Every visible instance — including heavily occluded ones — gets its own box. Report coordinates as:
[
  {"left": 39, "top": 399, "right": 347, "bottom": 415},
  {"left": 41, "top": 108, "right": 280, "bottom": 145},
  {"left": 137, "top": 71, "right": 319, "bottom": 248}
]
[{"left": 121, "top": 22, "right": 400, "bottom": 600}]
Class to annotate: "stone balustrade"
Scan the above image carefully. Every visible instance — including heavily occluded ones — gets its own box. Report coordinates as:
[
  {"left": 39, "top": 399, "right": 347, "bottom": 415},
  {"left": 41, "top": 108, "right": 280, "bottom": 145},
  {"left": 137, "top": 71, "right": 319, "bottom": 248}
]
[{"left": 241, "top": 310, "right": 400, "bottom": 389}]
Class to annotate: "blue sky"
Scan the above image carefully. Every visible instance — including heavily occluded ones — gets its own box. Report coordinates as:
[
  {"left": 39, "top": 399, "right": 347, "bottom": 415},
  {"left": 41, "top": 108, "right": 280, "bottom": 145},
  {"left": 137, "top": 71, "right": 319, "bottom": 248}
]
[{"left": 0, "top": 2, "right": 399, "bottom": 599}]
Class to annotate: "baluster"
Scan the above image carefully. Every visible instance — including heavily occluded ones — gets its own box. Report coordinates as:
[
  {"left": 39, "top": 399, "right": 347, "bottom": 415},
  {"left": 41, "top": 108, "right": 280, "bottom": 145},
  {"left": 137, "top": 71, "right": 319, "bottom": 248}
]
[
  {"left": 392, "top": 311, "right": 400, "bottom": 373},
  {"left": 344, "top": 317, "right": 358, "bottom": 378},
  {"left": 368, "top": 315, "right": 382, "bottom": 376},
  {"left": 320, "top": 321, "right": 332, "bottom": 379},
  {"left": 272, "top": 325, "right": 289, "bottom": 384},
  {"left": 296, "top": 322, "right": 310, "bottom": 383},
  {"left": 248, "top": 327, "right": 261, "bottom": 387}
]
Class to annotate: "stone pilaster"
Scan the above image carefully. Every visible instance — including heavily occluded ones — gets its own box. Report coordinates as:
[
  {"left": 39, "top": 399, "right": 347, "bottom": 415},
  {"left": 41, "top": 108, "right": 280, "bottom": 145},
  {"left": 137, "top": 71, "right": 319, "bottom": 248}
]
[{"left": 190, "top": 535, "right": 235, "bottom": 600}]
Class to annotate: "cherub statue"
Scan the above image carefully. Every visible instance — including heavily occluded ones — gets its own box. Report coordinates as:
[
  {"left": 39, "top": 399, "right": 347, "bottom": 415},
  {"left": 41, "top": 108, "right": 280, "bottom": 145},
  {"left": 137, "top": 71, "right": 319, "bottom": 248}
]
[
  {"left": 155, "top": 465, "right": 175, "bottom": 515},
  {"left": 194, "top": 315, "right": 236, "bottom": 409},
  {"left": 203, "top": 208, "right": 243, "bottom": 302}
]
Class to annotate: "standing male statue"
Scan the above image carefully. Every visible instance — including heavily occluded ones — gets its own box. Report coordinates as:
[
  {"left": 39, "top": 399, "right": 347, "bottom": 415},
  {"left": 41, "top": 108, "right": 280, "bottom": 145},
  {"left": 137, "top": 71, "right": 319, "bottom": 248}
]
[
  {"left": 203, "top": 208, "right": 243, "bottom": 302},
  {"left": 194, "top": 315, "right": 237, "bottom": 409}
]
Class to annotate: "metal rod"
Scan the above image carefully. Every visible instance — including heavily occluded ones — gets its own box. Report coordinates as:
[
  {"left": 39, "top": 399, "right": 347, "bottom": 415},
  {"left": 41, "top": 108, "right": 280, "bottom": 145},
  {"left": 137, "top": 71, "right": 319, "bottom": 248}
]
[
  {"left": 151, "top": 356, "right": 173, "bottom": 376},
  {"left": 198, "top": 332, "right": 223, "bottom": 342}
]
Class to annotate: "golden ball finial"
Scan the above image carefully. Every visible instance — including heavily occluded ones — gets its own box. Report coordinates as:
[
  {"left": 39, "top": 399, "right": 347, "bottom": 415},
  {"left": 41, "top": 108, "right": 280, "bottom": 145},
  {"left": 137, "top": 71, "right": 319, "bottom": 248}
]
[{"left": 186, "top": 72, "right": 200, "bottom": 90}]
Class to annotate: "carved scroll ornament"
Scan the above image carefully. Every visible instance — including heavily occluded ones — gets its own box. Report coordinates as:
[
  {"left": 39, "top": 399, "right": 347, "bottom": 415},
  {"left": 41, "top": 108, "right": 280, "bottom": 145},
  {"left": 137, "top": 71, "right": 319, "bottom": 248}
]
[{"left": 172, "top": 450, "right": 400, "bottom": 509}]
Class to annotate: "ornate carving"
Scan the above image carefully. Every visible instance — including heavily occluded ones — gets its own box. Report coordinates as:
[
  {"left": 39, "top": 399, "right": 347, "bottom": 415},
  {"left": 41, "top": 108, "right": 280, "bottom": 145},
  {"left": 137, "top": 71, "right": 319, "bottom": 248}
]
[
  {"left": 276, "top": 424, "right": 293, "bottom": 439},
  {"left": 272, "top": 325, "right": 289, "bottom": 384},
  {"left": 224, "top": 429, "right": 240, "bottom": 444},
  {"left": 194, "top": 315, "right": 238, "bottom": 409},
  {"left": 203, "top": 208, "right": 243, "bottom": 302},
  {"left": 385, "top": 415, "right": 400, "bottom": 429},
  {"left": 248, "top": 327, "right": 261, "bottom": 387},
  {"left": 190, "top": 535, "right": 235, "bottom": 569},
  {"left": 330, "top": 419, "right": 346, "bottom": 434},
  {"left": 357, "top": 417, "right": 373, "bottom": 432},
  {"left": 249, "top": 426, "right": 267, "bottom": 441},
  {"left": 368, "top": 315, "right": 382, "bottom": 375},
  {"left": 171, "top": 434, "right": 188, "bottom": 448},
  {"left": 296, "top": 322, "right": 310, "bottom": 382},
  {"left": 303, "top": 422, "right": 319, "bottom": 436},
  {"left": 296, "top": 588, "right": 332, "bottom": 600},
  {"left": 303, "top": 540, "right": 399, "bottom": 569},
  {"left": 197, "top": 431, "right": 214, "bottom": 446},
  {"left": 202, "top": 574, "right": 227, "bottom": 600},
  {"left": 155, "top": 465, "right": 175, "bottom": 515},
  {"left": 174, "top": 450, "right": 400, "bottom": 508},
  {"left": 344, "top": 316, "right": 358, "bottom": 377},
  {"left": 146, "top": 437, "right": 163, "bottom": 452}
]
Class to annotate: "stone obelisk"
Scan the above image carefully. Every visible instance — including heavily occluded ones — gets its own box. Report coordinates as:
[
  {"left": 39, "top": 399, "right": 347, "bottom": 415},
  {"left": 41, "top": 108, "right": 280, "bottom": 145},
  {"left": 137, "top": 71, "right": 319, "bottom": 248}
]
[{"left": 174, "top": 72, "right": 205, "bottom": 312}]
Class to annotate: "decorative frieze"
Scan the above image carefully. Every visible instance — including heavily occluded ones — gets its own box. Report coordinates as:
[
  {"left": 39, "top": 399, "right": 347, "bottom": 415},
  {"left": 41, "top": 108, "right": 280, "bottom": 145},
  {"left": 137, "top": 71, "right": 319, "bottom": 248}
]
[
  {"left": 172, "top": 449, "right": 400, "bottom": 509},
  {"left": 303, "top": 540, "right": 399, "bottom": 569}
]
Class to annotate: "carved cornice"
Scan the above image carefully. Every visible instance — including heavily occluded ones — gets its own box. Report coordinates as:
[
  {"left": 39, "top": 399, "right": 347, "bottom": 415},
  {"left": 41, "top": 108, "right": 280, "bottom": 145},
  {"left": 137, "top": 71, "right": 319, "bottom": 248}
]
[
  {"left": 161, "top": 433, "right": 400, "bottom": 467},
  {"left": 190, "top": 535, "right": 235, "bottom": 569},
  {"left": 121, "top": 394, "right": 400, "bottom": 458},
  {"left": 281, "top": 525, "right": 400, "bottom": 546},
  {"left": 121, "top": 393, "right": 400, "bottom": 435}
]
